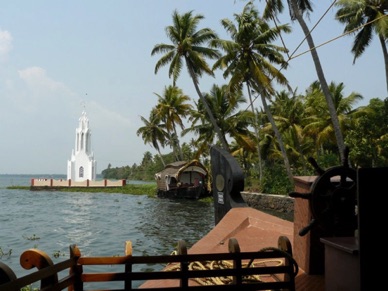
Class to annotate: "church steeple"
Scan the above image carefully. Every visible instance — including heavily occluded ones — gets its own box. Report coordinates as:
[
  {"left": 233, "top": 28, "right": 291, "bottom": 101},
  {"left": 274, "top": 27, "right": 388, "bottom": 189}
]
[
  {"left": 75, "top": 111, "right": 91, "bottom": 154},
  {"left": 67, "top": 111, "right": 97, "bottom": 181}
]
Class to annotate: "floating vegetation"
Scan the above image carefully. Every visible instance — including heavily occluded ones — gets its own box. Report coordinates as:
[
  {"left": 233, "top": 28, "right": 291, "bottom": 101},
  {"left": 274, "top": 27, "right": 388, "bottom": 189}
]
[
  {"left": 8, "top": 183, "right": 158, "bottom": 197},
  {"left": 0, "top": 247, "right": 12, "bottom": 258},
  {"left": 53, "top": 250, "right": 66, "bottom": 258},
  {"left": 21, "top": 285, "right": 39, "bottom": 291},
  {"left": 24, "top": 234, "right": 40, "bottom": 241}
]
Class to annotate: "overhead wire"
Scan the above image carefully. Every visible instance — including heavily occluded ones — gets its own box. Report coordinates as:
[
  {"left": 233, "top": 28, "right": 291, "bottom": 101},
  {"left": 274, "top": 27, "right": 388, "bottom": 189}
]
[
  {"left": 289, "top": 9, "right": 388, "bottom": 60},
  {"left": 243, "top": 0, "right": 387, "bottom": 112},
  {"left": 286, "top": 0, "right": 339, "bottom": 62},
  {"left": 245, "top": 0, "right": 339, "bottom": 110},
  {"left": 220, "top": 0, "right": 388, "bottom": 157}
]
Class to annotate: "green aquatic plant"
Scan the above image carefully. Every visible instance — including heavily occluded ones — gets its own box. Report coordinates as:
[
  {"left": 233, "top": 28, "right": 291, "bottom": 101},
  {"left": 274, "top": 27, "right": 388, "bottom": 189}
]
[
  {"left": 24, "top": 234, "right": 40, "bottom": 241},
  {"left": 21, "top": 285, "right": 39, "bottom": 291},
  {"left": 0, "top": 247, "right": 12, "bottom": 258},
  {"left": 53, "top": 250, "right": 66, "bottom": 258}
]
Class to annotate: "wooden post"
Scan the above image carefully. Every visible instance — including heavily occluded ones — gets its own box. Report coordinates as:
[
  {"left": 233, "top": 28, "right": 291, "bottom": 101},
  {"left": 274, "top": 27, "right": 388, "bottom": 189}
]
[
  {"left": 0, "top": 261, "right": 17, "bottom": 285},
  {"left": 124, "top": 241, "right": 133, "bottom": 290},
  {"left": 228, "top": 238, "right": 242, "bottom": 285},
  {"left": 177, "top": 240, "right": 188, "bottom": 289},
  {"left": 278, "top": 235, "right": 295, "bottom": 286},
  {"left": 20, "top": 249, "right": 58, "bottom": 290},
  {"left": 69, "top": 244, "right": 82, "bottom": 291}
]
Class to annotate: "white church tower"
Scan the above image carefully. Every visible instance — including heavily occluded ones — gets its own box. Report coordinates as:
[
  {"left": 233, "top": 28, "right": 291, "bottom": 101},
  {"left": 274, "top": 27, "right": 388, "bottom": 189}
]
[{"left": 67, "top": 111, "right": 97, "bottom": 181}]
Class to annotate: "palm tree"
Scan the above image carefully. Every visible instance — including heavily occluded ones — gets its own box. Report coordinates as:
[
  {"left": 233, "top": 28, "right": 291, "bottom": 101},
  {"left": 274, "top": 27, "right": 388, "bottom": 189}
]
[
  {"left": 262, "top": 0, "right": 347, "bottom": 163},
  {"left": 211, "top": 1, "right": 294, "bottom": 182},
  {"left": 183, "top": 84, "right": 256, "bottom": 158},
  {"left": 346, "top": 97, "right": 388, "bottom": 167},
  {"left": 303, "top": 81, "right": 363, "bottom": 156},
  {"left": 335, "top": 0, "right": 388, "bottom": 92},
  {"left": 136, "top": 109, "right": 167, "bottom": 167},
  {"left": 151, "top": 10, "right": 229, "bottom": 151},
  {"left": 154, "top": 85, "right": 192, "bottom": 161},
  {"left": 270, "top": 89, "right": 312, "bottom": 171}
]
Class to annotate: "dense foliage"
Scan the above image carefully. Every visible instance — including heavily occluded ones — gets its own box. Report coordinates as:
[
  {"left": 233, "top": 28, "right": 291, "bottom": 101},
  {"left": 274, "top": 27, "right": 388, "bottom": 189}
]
[
  {"left": 102, "top": 96, "right": 388, "bottom": 195},
  {"left": 101, "top": 152, "right": 177, "bottom": 181},
  {"left": 102, "top": 2, "right": 388, "bottom": 195}
]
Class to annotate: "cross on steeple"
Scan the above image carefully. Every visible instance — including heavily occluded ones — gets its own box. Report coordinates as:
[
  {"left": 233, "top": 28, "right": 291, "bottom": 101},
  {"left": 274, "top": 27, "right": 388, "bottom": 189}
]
[{"left": 80, "top": 97, "right": 86, "bottom": 111}]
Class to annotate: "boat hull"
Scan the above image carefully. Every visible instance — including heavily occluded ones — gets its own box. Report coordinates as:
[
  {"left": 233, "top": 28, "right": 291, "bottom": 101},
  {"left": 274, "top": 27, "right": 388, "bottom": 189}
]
[{"left": 157, "top": 185, "right": 209, "bottom": 199}]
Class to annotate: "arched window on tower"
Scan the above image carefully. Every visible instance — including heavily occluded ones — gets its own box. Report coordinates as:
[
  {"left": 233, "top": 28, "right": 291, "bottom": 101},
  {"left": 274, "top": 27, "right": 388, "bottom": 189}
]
[
  {"left": 79, "top": 166, "right": 84, "bottom": 178},
  {"left": 81, "top": 133, "right": 84, "bottom": 150},
  {"left": 86, "top": 133, "right": 89, "bottom": 152}
]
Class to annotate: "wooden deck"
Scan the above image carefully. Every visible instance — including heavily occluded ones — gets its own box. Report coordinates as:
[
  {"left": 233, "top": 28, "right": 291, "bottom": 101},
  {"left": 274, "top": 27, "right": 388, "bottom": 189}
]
[
  {"left": 295, "top": 272, "right": 324, "bottom": 290},
  {"left": 140, "top": 207, "right": 325, "bottom": 290}
]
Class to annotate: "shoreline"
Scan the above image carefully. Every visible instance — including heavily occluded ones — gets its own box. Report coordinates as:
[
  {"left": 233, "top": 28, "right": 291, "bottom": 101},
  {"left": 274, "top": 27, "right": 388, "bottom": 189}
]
[{"left": 6, "top": 184, "right": 294, "bottom": 221}]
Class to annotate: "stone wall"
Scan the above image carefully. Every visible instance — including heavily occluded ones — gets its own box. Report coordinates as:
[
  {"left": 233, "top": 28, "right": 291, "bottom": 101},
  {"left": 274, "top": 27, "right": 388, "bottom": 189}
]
[{"left": 241, "top": 192, "right": 294, "bottom": 221}]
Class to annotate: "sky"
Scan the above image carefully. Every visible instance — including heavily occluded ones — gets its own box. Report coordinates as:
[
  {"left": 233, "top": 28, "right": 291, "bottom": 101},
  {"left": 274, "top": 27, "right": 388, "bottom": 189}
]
[{"left": 0, "top": 0, "right": 385, "bottom": 175}]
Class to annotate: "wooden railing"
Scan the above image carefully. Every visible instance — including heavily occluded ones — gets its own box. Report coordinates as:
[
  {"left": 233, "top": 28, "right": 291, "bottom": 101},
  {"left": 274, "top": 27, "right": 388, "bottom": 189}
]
[{"left": 0, "top": 236, "right": 298, "bottom": 291}]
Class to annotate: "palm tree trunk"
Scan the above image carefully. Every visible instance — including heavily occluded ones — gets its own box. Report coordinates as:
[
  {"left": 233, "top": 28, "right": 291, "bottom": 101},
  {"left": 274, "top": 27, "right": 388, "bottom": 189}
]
[
  {"left": 186, "top": 60, "right": 230, "bottom": 151},
  {"left": 378, "top": 35, "right": 388, "bottom": 93},
  {"left": 166, "top": 132, "right": 180, "bottom": 161},
  {"left": 288, "top": 0, "right": 346, "bottom": 162},
  {"left": 261, "top": 94, "right": 294, "bottom": 183},
  {"left": 172, "top": 123, "right": 184, "bottom": 160},
  {"left": 157, "top": 149, "right": 166, "bottom": 167},
  {"left": 246, "top": 82, "right": 263, "bottom": 184}
]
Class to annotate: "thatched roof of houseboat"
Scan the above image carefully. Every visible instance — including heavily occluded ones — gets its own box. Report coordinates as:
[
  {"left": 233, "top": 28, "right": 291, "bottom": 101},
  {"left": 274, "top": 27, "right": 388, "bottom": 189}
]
[{"left": 155, "top": 160, "right": 208, "bottom": 180}]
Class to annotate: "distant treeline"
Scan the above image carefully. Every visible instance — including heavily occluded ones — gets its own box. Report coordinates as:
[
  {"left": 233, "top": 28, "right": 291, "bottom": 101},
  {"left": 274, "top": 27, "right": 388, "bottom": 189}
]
[{"left": 101, "top": 151, "right": 178, "bottom": 182}]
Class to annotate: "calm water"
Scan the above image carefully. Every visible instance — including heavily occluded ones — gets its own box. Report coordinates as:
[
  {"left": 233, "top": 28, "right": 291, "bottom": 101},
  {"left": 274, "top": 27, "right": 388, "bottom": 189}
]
[{"left": 0, "top": 175, "right": 214, "bottom": 288}]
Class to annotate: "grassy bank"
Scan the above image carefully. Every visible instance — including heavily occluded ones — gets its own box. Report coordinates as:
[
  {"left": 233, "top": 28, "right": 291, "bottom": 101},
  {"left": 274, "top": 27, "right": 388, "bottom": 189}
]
[
  {"left": 8, "top": 183, "right": 214, "bottom": 202},
  {"left": 7, "top": 183, "right": 158, "bottom": 197}
]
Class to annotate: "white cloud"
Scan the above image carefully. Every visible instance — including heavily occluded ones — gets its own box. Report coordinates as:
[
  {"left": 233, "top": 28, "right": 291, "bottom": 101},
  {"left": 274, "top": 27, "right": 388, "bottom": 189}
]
[
  {"left": 0, "top": 29, "right": 12, "bottom": 62},
  {"left": 18, "top": 66, "right": 69, "bottom": 93},
  {"left": 14, "top": 66, "right": 76, "bottom": 112}
]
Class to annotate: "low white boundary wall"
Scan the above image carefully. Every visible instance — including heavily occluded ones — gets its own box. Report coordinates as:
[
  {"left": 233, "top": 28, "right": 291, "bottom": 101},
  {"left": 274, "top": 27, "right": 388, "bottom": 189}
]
[{"left": 31, "top": 178, "right": 126, "bottom": 188}]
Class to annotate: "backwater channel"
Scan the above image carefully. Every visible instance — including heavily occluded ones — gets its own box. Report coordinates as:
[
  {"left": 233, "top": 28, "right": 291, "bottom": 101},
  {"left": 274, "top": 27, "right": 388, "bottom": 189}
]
[{"left": 0, "top": 175, "right": 214, "bottom": 289}]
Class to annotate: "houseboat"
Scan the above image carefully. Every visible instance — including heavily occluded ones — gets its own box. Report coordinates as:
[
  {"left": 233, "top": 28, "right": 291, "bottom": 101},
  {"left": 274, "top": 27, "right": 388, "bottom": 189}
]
[{"left": 155, "top": 160, "right": 210, "bottom": 199}]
